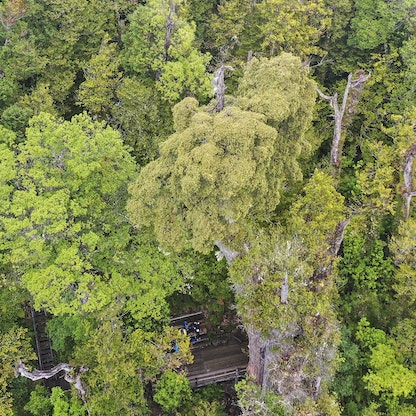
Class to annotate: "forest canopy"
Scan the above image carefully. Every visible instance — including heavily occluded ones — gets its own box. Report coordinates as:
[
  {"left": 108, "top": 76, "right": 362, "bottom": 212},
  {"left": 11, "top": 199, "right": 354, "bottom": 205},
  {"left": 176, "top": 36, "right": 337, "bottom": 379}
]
[{"left": 1, "top": 0, "right": 416, "bottom": 415}]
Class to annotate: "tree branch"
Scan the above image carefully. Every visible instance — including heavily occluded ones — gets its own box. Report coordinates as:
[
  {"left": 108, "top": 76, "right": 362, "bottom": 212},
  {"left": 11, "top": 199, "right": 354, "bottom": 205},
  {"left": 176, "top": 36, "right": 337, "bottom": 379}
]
[
  {"left": 15, "top": 360, "right": 89, "bottom": 404},
  {"left": 330, "top": 218, "right": 350, "bottom": 256},
  {"left": 316, "top": 72, "right": 370, "bottom": 171},
  {"left": 215, "top": 240, "right": 240, "bottom": 265}
]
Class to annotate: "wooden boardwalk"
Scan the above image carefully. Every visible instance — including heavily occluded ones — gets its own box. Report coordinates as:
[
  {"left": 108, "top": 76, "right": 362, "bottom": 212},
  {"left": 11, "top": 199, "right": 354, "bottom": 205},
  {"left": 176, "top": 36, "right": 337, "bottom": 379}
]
[
  {"left": 186, "top": 338, "right": 248, "bottom": 387},
  {"left": 171, "top": 312, "right": 248, "bottom": 388}
]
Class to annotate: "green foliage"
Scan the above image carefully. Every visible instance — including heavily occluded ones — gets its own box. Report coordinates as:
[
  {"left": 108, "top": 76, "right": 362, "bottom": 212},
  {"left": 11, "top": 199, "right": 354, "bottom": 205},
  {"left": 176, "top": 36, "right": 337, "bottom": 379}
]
[
  {"left": 77, "top": 35, "right": 122, "bottom": 118},
  {"left": 356, "top": 318, "right": 387, "bottom": 350},
  {"left": 24, "top": 385, "right": 53, "bottom": 416},
  {"left": 128, "top": 54, "right": 317, "bottom": 253},
  {"left": 256, "top": 0, "right": 330, "bottom": 58},
  {"left": 168, "top": 250, "right": 232, "bottom": 324},
  {"left": 338, "top": 231, "right": 394, "bottom": 293},
  {"left": 4, "top": 112, "right": 138, "bottom": 315},
  {"left": 237, "top": 54, "right": 317, "bottom": 183},
  {"left": 111, "top": 77, "right": 173, "bottom": 165},
  {"left": 0, "top": 327, "right": 36, "bottom": 413},
  {"left": 19, "top": 83, "right": 57, "bottom": 116},
  {"left": 347, "top": 0, "right": 410, "bottom": 51},
  {"left": 24, "top": 386, "right": 85, "bottom": 416},
  {"left": 0, "top": 103, "right": 32, "bottom": 137},
  {"left": 235, "top": 378, "right": 285, "bottom": 416},
  {"left": 74, "top": 318, "right": 192, "bottom": 416},
  {"left": 390, "top": 219, "right": 416, "bottom": 313},
  {"left": 0, "top": 1, "right": 416, "bottom": 414},
  {"left": 364, "top": 343, "right": 416, "bottom": 399},
  {"left": 47, "top": 314, "right": 95, "bottom": 359},
  {"left": 122, "top": 0, "right": 212, "bottom": 103},
  {"left": 128, "top": 102, "right": 280, "bottom": 253},
  {"left": 153, "top": 370, "right": 192, "bottom": 413},
  {"left": 354, "top": 140, "right": 398, "bottom": 223},
  {"left": 210, "top": 0, "right": 330, "bottom": 64}
]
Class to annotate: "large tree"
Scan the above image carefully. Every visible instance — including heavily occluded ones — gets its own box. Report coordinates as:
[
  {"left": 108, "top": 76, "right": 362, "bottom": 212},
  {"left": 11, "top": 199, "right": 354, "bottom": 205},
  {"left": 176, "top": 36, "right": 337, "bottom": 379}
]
[
  {"left": 2, "top": 112, "right": 183, "bottom": 321},
  {"left": 127, "top": 53, "right": 317, "bottom": 255},
  {"left": 127, "top": 54, "right": 348, "bottom": 413}
]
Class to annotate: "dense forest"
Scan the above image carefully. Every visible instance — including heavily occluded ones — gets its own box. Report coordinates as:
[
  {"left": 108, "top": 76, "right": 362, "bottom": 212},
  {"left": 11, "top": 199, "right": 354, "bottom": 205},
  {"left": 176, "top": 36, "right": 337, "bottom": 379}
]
[{"left": 0, "top": 0, "right": 416, "bottom": 414}]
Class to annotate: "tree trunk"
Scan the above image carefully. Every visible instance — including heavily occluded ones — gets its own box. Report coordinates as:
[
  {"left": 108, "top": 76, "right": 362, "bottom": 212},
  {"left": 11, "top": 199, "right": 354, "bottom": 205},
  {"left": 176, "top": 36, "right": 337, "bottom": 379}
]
[
  {"left": 163, "top": 1, "right": 176, "bottom": 63},
  {"left": 246, "top": 326, "right": 266, "bottom": 385},
  {"left": 402, "top": 142, "right": 416, "bottom": 219},
  {"left": 316, "top": 71, "right": 370, "bottom": 174},
  {"left": 212, "top": 65, "right": 234, "bottom": 112}
]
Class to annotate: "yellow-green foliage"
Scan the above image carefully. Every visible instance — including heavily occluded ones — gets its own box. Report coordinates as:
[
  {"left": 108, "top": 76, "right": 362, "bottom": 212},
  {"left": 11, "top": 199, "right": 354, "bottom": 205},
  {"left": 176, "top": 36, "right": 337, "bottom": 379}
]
[
  {"left": 128, "top": 54, "right": 317, "bottom": 253},
  {"left": 128, "top": 104, "right": 279, "bottom": 253}
]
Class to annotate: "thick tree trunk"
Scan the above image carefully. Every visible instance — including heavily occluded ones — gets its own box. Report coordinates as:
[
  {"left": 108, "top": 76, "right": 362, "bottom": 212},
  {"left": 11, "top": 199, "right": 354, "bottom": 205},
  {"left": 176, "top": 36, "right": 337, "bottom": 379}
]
[
  {"left": 164, "top": 1, "right": 176, "bottom": 62},
  {"left": 246, "top": 326, "right": 266, "bottom": 385}
]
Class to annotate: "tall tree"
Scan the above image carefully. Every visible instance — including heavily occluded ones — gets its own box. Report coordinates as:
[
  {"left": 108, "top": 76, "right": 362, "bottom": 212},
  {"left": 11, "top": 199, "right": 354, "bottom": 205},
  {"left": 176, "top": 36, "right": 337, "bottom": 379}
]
[
  {"left": 128, "top": 54, "right": 347, "bottom": 412},
  {"left": 127, "top": 54, "right": 316, "bottom": 255}
]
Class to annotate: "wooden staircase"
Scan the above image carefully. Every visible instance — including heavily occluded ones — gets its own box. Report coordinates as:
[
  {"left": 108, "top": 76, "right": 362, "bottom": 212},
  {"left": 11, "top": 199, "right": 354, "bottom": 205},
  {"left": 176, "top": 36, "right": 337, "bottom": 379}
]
[{"left": 31, "top": 308, "right": 55, "bottom": 370}]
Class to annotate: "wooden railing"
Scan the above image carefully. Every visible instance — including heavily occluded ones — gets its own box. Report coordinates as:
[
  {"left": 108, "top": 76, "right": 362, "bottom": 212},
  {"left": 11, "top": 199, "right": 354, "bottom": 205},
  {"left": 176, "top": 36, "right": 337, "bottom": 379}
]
[{"left": 188, "top": 366, "right": 247, "bottom": 388}]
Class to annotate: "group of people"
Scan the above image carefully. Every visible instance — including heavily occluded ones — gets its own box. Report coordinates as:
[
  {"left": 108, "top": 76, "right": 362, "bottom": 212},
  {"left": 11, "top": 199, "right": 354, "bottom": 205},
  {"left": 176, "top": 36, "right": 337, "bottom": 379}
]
[{"left": 182, "top": 321, "right": 202, "bottom": 343}]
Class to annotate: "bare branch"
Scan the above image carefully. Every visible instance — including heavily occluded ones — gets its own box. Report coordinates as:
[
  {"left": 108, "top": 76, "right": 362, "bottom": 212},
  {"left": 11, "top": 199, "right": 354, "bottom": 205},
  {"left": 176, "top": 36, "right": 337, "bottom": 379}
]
[
  {"left": 317, "top": 72, "right": 370, "bottom": 172},
  {"left": 280, "top": 272, "right": 289, "bottom": 304},
  {"left": 215, "top": 240, "right": 240, "bottom": 265},
  {"left": 330, "top": 218, "right": 350, "bottom": 256},
  {"left": 16, "top": 360, "right": 89, "bottom": 404},
  {"left": 315, "top": 86, "right": 333, "bottom": 102}
]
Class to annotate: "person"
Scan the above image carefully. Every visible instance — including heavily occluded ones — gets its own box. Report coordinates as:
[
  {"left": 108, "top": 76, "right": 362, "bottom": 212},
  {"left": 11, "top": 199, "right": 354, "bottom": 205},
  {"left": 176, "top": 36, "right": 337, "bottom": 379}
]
[{"left": 170, "top": 341, "right": 179, "bottom": 353}]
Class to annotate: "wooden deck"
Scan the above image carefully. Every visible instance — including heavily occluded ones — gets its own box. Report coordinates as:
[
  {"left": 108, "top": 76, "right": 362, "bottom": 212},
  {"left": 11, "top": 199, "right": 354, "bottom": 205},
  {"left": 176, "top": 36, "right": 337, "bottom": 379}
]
[{"left": 171, "top": 313, "right": 248, "bottom": 388}]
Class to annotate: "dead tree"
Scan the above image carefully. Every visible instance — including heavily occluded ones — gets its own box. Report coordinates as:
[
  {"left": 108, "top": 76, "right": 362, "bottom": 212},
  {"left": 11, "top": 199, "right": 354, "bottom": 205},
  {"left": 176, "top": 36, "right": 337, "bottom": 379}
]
[
  {"left": 316, "top": 71, "right": 370, "bottom": 172},
  {"left": 164, "top": 1, "right": 176, "bottom": 62},
  {"left": 212, "top": 65, "right": 234, "bottom": 112},
  {"left": 15, "top": 360, "right": 89, "bottom": 411},
  {"left": 402, "top": 142, "right": 416, "bottom": 219}
]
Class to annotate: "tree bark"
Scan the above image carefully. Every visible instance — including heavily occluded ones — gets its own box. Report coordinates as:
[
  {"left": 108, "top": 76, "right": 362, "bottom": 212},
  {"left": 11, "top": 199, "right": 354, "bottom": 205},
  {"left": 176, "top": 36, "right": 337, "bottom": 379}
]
[
  {"left": 215, "top": 240, "right": 240, "bottom": 265},
  {"left": 15, "top": 360, "right": 88, "bottom": 404},
  {"left": 330, "top": 218, "right": 350, "bottom": 256},
  {"left": 316, "top": 71, "right": 370, "bottom": 173},
  {"left": 163, "top": 1, "right": 176, "bottom": 62},
  {"left": 402, "top": 142, "right": 416, "bottom": 219},
  {"left": 212, "top": 65, "right": 234, "bottom": 112},
  {"left": 246, "top": 326, "right": 266, "bottom": 385}
]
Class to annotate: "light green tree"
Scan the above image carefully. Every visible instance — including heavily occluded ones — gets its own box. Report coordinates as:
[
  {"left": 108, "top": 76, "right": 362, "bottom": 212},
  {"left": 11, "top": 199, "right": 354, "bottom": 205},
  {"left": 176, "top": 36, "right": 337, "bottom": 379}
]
[
  {"left": 153, "top": 370, "right": 192, "bottom": 413},
  {"left": 2, "top": 112, "right": 184, "bottom": 322},
  {"left": 210, "top": 0, "right": 330, "bottom": 64}
]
